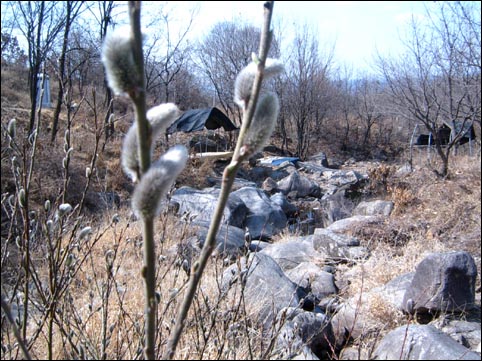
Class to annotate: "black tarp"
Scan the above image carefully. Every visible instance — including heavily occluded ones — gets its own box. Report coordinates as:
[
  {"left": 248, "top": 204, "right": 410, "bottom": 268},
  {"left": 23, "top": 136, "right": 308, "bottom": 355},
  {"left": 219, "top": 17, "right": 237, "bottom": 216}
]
[
  {"left": 167, "top": 107, "right": 238, "bottom": 134},
  {"left": 415, "top": 121, "right": 476, "bottom": 146}
]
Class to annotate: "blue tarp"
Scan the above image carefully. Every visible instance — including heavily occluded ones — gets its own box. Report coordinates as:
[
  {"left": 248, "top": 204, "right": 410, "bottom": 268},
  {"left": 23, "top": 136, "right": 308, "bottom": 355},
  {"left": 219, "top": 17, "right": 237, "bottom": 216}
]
[
  {"left": 270, "top": 157, "right": 300, "bottom": 166},
  {"left": 258, "top": 157, "right": 300, "bottom": 166}
]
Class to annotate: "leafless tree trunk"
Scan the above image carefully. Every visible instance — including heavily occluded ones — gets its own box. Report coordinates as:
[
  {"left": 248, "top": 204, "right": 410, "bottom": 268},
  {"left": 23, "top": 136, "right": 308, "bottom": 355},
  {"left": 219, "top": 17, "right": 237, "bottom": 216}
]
[
  {"left": 143, "top": 4, "right": 196, "bottom": 107},
  {"left": 50, "top": 1, "right": 84, "bottom": 143},
  {"left": 284, "top": 26, "right": 333, "bottom": 159},
  {"left": 354, "top": 77, "right": 384, "bottom": 151},
  {"left": 87, "top": 0, "right": 117, "bottom": 141}
]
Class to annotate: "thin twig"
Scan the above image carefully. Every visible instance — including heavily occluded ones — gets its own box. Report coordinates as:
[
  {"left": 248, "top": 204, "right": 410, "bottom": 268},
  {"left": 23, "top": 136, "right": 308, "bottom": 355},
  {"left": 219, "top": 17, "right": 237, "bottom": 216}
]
[{"left": 1, "top": 294, "right": 32, "bottom": 360}]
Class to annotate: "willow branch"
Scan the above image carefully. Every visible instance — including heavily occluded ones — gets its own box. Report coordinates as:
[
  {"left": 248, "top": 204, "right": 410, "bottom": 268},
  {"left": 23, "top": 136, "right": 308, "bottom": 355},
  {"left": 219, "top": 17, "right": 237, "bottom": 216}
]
[{"left": 128, "top": 2, "right": 156, "bottom": 360}]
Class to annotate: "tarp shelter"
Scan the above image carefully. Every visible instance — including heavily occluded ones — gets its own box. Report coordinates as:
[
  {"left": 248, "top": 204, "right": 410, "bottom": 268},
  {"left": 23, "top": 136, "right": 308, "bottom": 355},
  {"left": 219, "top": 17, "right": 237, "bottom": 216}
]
[
  {"left": 167, "top": 107, "right": 238, "bottom": 134},
  {"left": 442, "top": 120, "right": 476, "bottom": 145},
  {"left": 414, "top": 121, "right": 476, "bottom": 146}
]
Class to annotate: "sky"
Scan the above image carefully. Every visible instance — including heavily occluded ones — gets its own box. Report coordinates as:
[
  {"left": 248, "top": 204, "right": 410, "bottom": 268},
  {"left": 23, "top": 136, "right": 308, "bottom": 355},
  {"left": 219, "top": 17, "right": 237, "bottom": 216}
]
[
  {"left": 160, "top": 1, "right": 434, "bottom": 74},
  {"left": 4, "top": 1, "right": 478, "bottom": 75}
]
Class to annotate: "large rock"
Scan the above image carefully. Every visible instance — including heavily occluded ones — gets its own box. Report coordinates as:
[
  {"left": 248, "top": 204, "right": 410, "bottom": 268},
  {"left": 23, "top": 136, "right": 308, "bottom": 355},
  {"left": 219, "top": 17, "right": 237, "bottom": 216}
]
[
  {"left": 285, "top": 262, "right": 338, "bottom": 301},
  {"left": 353, "top": 200, "right": 394, "bottom": 217},
  {"left": 260, "top": 236, "right": 325, "bottom": 271},
  {"left": 373, "top": 324, "right": 480, "bottom": 360},
  {"left": 326, "top": 215, "right": 382, "bottom": 234},
  {"left": 319, "top": 190, "right": 355, "bottom": 227},
  {"left": 277, "top": 171, "right": 321, "bottom": 198},
  {"left": 222, "top": 253, "right": 301, "bottom": 330},
  {"left": 312, "top": 228, "right": 370, "bottom": 263},
  {"left": 170, "top": 186, "right": 247, "bottom": 228},
  {"left": 402, "top": 251, "right": 477, "bottom": 314},
  {"left": 190, "top": 220, "right": 245, "bottom": 258},
  {"left": 232, "top": 187, "right": 287, "bottom": 240},
  {"left": 274, "top": 307, "right": 335, "bottom": 359}
]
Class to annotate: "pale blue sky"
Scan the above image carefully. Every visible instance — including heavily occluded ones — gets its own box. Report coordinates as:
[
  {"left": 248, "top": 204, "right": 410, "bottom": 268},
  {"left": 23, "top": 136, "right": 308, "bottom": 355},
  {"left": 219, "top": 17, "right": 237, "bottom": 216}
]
[
  {"left": 172, "top": 1, "right": 433, "bottom": 74},
  {"left": 4, "top": 1, "right": 475, "bottom": 74}
]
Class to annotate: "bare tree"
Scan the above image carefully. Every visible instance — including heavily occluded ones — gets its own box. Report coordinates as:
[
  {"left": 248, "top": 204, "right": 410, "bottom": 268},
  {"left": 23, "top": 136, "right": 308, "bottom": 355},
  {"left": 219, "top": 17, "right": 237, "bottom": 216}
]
[
  {"left": 86, "top": 0, "right": 120, "bottom": 141},
  {"left": 377, "top": 2, "right": 480, "bottom": 176},
  {"left": 169, "top": 66, "right": 209, "bottom": 109},
  {"left": 197, "top": 21, "right": 280, "bottom": 125},
  {"left": 284, "top": 26, "right": 334, "bottom": 159},
  {"left": 330, "top": 65, "right": 356, "bottom": 152},
  {"left": 50, "top": 1, "right": 85, "bottom": 143},
  {"left": 9, "top": 1, "right": 65, "bottom": 133},
  {"left": 1, "top": 32, "right": 28, "bottom": 68},
  {"left": 143, "top": 4, "right": 196, "bottom": 105},
  {"left": 354, "top": 77, "right": 384, "bottom": 151}
]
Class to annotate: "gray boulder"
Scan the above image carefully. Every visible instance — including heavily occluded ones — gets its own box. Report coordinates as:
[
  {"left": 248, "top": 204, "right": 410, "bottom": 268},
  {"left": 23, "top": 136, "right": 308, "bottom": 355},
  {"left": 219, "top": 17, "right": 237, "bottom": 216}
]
[
  {"left": 222, "top": 252, "right": 301, "bottom": 330},
  {"left": 373, "top": 324, "right": 480, "bottom": 360},
  {"left": 285, "top": 262, "right": 338, "bottom": 300},
  {"left": 312, "top": 228, "right": 370, "bottom": 263},
  {"left": 170, "top": 186, "right": 247, "bottom": 228},
  {"left": 276, "top": 171, "right": 321, "bottom": 198},
  {"left": 232, "top": 187, "right": 287, "bottom": 240},
  {"left": 274, "top": 307, "right": 335, "bottom": 359},
  {"left": 353, "top": 200, "right": 394, "bottom": 217},
  {"left": 326, "top": 215, "right": 382, "bottom": 234},
  {"left": 190, "top": 220, "right": 245, "bottom": 258},
  {"left": 261, "top": 236, "right": 325, "bottom": 271},
  {"left": 402, "top": 251, "right": 477, "bottom": 314}
]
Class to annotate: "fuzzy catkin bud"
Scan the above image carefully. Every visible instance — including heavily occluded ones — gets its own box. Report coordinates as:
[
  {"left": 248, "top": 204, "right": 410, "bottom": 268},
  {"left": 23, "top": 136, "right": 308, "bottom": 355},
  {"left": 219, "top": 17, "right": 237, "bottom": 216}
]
[
  {"left": 7, "top": 119, "right": 16, "bottom": 140},
  {"left": 44, "top": 199, "right": 51, "bottom": 212},
  {"left": 18, "top": 189, "right": 26, "bottom": 208},
  {"left": 58, "top": 203, "right": 73, "bottom": 217},
  {"left": 146, "top": 103, "right": 180, "bottom": 138},
  {"left": 131, "top": 145, "right": 188, "bottom": 219},
  {"left": 243, "top": 92, "right": 280, "bottom": 155},
  {"left": 101, "top": 26, "right": 139, "bottom": 96},
  {"left": 121, "top": 103, "right": 180, "bottom": 182},
  {"left": 234, "top": 58, "right": 284, "bottom": 109},
  {"left": 78, "top": 226, "right": 92, "bottom": 240}
]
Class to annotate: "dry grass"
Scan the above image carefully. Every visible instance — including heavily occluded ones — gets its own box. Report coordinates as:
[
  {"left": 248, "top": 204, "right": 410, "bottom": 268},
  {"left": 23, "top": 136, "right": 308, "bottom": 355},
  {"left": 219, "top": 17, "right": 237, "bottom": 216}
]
[{"left": 332, "top": 153, "right": 481, "bottom": 356}]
